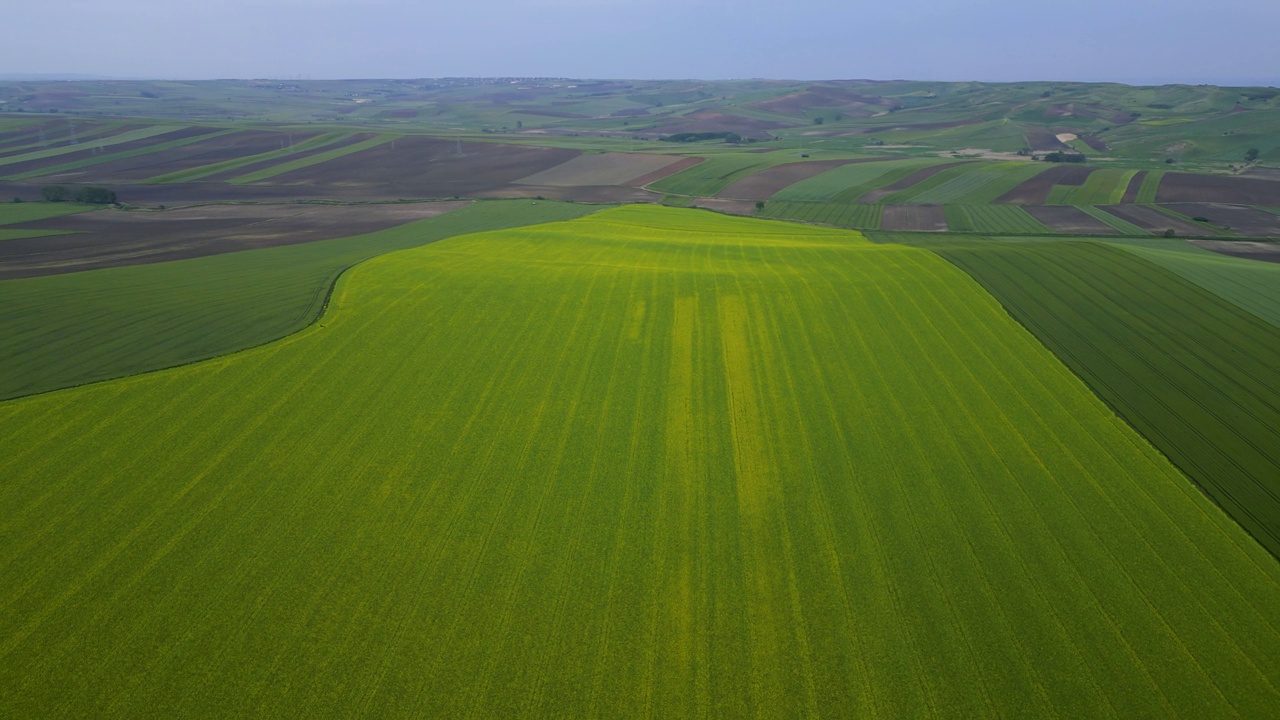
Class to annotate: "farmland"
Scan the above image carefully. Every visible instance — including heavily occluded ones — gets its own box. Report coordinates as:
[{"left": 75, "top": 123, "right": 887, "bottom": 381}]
[
  {"left": 0, "top": 200, "right": 598, "bottom": 399},
  {"left": 4, "top": 75, "right": 1280, "bottom": 718},
  {"left": 3, "top": 206, "right": 1279, "bottom": 717}
]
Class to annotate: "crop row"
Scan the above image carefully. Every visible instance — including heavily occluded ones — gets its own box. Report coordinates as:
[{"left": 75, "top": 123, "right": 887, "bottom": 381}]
[
  {"left": 884, "top": 163, "right": 1052, "bottom": 205},
  {"left": 760, "top": 200, "right": 883, "bottom": 229},
  {"left": 936, "top": 240, "right": 1280, "bottom": 557},
  {"left": 2, "top": 207, "right": 1278, "bottom": 716},
  {"left": 0, "top": 200, "right": 600, "bottom": 400},
  {"left": 943, "top": 205, "right": 1052, "bottom": 234}
]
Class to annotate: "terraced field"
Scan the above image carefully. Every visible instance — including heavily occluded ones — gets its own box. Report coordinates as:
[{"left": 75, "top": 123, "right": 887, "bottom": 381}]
[{"left": 3, "top": 206, "right": 1279, "bottom": 717}]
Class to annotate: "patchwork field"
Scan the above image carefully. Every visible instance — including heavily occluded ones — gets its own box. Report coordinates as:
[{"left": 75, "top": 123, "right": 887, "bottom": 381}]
[
  {"left": 0, "top": 200, "right": 599, "bottom": 400},
  {"left": 4, "top": 206, "right": 1278, "bottom": 717},
  {"left": 514, "top": 152, "right": 685, "bottom": 187}
]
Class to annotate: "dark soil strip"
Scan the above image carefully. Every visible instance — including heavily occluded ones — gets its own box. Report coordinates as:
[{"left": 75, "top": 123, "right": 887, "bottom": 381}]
[
  {"left": 198, "top": 134, "right": 377, "bottom": 182},
  {"left": 1188, "top": 239, "right": 1280, "bottom": 263},
  {"left": 1120, "top": 171, "right": 1148, "bottom": 203},
  {"left": 995, "top": 165, "right": 1095, "bottom": 204},
  {"left": 0, "top": 202, "right": 469, "bottom": 279},
  {"left": 1024, "top": 129, "right": 1071, "bottom": 152},
  {"left": 881, "top": 204, "right": 947, "bottom": 231},
  {"left": 1163, "top": 203, "right": 1280, "bottom": 237},
  {"left": 1100, "top": 205, "right": 1205, "bottom": 236},
  {"left": 858, "top": 162, "right": 971, "bottom": 203},
  {"left": 628, "top": 157, "right": 704, "bottom": 187},
  {"left": 0, "top": 126, "right": 218, "bottom": 178},
  {"left": 1079, "top": 135, "right": 1109, "bottom": 152},
  {"left": 1024, "top": 205, "right": 1117, "bottom": 234},
  {"left": 717, "top": 157, "right": 899, "bottom": 200},
  {"left": 1158, "top": 173, "right": 1280, "bottom": 206},
  {"left": 74, "top": 130, "right": 321, "bottom": 182}
]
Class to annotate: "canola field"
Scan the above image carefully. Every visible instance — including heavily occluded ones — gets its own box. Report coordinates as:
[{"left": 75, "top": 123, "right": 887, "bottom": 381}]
[{"left": 2, "top": 206, "right": 1279, "bottom": 718}]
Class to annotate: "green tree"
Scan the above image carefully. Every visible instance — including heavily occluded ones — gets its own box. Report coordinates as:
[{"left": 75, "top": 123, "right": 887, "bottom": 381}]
[
  {"left": 73, "top": 187, "right": 117, "bottom": 204},
  {"left": 1246, "top": 148, "right": 1260, "bottom": 162},
  {"left": 40, "top": 185, "right": 70, "bottom": 202}
]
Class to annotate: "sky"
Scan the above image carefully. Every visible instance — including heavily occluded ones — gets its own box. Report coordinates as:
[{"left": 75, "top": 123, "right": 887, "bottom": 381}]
[{"left": 4, "top": 0, "right": 1278, "bottom": 85}]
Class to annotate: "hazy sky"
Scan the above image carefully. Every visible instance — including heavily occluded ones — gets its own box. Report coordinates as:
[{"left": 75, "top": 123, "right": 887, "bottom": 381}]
[{"left": 5, "top": 0, "right": 1278, "bottom": 85}]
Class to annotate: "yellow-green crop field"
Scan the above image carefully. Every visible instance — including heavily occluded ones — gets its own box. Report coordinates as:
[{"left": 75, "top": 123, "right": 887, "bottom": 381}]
[{"left": 3, "top": 206, "right": 1279, "bottom": 717}]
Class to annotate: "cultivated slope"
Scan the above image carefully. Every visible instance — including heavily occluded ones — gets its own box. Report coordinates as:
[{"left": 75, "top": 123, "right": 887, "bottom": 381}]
[{"left": 2, "top": 206, "right": 1278, "bottom": 717}]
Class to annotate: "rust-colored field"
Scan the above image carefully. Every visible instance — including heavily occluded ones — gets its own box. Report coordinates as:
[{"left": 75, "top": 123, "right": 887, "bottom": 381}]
[
  {"left": 0, "top": 202, "right": 467, "bottom": 279},
  {"left": 1024, "top": 205, "right": 1118, "bottom": 234},
  {"left": 881, "top": 204, "right": 947, "bottom": 231}
]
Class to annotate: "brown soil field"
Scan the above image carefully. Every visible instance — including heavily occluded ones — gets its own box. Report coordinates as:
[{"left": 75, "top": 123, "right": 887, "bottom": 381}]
[
  {"left": 1162, "top": 203, "right": 1280, "bottom": 237},
  {"left": 995, "top": 165, "right": 1094, "bottom": 204},
  {"left": 1099, "top": 205, "right": 1206, "bottom": 236},
  {"left": 0, "top": 201, "right": 467, "bottom": 279},
  {"left": 1157, "top": 173, "right": 1280, "bottom": 206},
  {"left": 514, "top": 153, "right": 684, "bottom": 187},
  {"left": 1024, "top": 129, "right": 1072, "bottom": 151},
  {"left": 42, "top": 130, "right": 319, "bottom": 183},
  {"left": 858, "top": 161, "right": 971, "bottom": 203},
  {"left": 1121, "top": 171, "right": 1148, "bottom": 203},
  {"left": 1188, "top": 239, "right": 1280, "bottom": 263},
  {"left": 716, "top": 157, "right": 898, "bottom": 200},
  {"left": 0, "top": 122, "right": 144, "bottom": 157},
  {"left": 196, "top": 134, "right": 377, "bottom": 182},
  {"left": 1024, "top": 205, "right": 1118, "bottom": 234},
  {"left": 689, "top": 198, "right": 758, "bottom": 216},
  {"left": 0, "top": 126, "right": 219, "bottom": 178},
  {"left": 626, "top": 156, "right": 704, "bottom": 187},
  {"left": 882, "top": 204, "right": 948, "bottom": 231},
  {"left": 1079, "top": 135, "right": 1109, "bottom": 152},
  {"left": 252, "top": 138, "right": 580, "bottom": 198}
]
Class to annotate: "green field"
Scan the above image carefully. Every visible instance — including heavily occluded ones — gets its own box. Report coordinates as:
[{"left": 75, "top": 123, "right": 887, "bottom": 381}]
[
  {"left": 770, "top": 158, "right": 941, "bottom": 202},
  {"left": 1077, "top": 205, "right": 1150, "bottom": 235},
  {"left": 0, "top": 200, "right": 599, "bottom": 400},
  {"left": 943, "top": 204, "right": 1052, "bottom": 234},
  {"left": 883, "top": 162, "right": 1051, "bottom": 205},
  {"left": 1045, "top": 169, "right": 1139, "bottom": 205},
  {"left": 759, "top": 200, "right": 883, "bottom": 229},
  {"left": 0, "top": 202, "right": 98, "bottom": 224},
  {"left": 3, "top": 206, "right": 1279, "bottom": 717},
  {"left": 647, "top": 151, "right": 852, "bottom": 196},
  {"left": 869, "top": 233, "right": 1280, "bottom": 556}
]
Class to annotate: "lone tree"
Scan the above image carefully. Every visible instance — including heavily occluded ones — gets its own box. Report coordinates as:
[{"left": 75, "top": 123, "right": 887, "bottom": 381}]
[
  {"left": 73, "top": 187, "right": 117, "bottom": 204},
  {"left": 1246, "top": 148, "right": 1260, "bottom": 163},
  {"left": 40, "top": 185, "right": 70, "bottom": 202}
]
